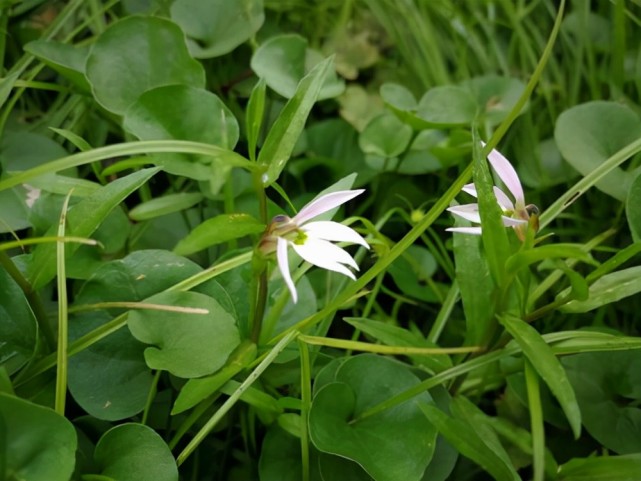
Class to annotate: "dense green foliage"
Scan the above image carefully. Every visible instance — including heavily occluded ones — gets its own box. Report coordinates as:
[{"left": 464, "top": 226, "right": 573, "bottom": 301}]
[{"left": 1, "top": 1, "right": 641, "bottom": 480}]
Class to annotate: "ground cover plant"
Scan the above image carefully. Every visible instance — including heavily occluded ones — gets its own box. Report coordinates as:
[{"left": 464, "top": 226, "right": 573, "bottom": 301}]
[{"left": 2, "top": 0, "right": 641, "bottom": 480}]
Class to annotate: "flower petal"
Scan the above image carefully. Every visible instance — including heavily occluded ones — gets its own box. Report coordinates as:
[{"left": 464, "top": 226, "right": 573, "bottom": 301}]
[
  {"left": 293, "top": 190, "right": 364, "bottom": 226},
  {"left": 447, "top": 204, "right": 481, "bottom": 223},
  {"left": 482, "top": 143, "right": 525, "bottom": 206},
  {"left": 302, "top": 221, "right": 369, "bottom": 248},
  {"left": 277, "top": 237, "right": 298, "bottom": 303},
  {"left": 501, "top": 216, "right": 528, "bottom": 227},
  {"left": 493, "top": 187, "right": 514, "bottom": 211},
  {"left": 462, "top": 183, "right": 477, "bottom": 197},
  {"left": 292, "top": 238, "right": 358, "bottom": 279},
  {"left": 446, "top": 226, "right": 483, "bottom": 235}
]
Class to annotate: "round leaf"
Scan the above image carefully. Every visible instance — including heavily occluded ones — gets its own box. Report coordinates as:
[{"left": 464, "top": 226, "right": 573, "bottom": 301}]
[
  {"left": 124, "top": 85, "right": 239, "bottom": 181},
  {"left": 251, "top": 34, "right": 344, "bottom": 100},
  {"left": 0, "top": 393, "right": 77, "bottom": 481},
  {"left": 416, "top": 86, "right": 477, "bottom": 126},
  {"left": 359, "top": 113, "right": 412, "bottom": 158},
  {"left": 86, "top": 16, "right": 205, "bottom": 114},
  {"left": 563, "top": 350, "right": 641, "bottom": 454},
  {"left": 463, "top": 75, "right": 527, "bottom": 126},
  {"left": 555, "top": 101, "right": 641, "bottom": 201},
  {"left": 94, "top": 423, "right": 178, "bottom": 481},
  {"left": 128, "top": 290, "right": 240, "bottom": 378},
  {"left": 388, "top": 244, "right": 439, "bottom": 302},
  {"left": 309, "top": 355, "right": 437, "bottom": 481},
  {"left": 171, "top": 0, "right": 264, "bottom": 58}
]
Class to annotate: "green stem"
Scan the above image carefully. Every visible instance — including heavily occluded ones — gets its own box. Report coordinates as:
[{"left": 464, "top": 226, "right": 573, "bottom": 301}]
[
  {"left": 298, "top": 339, "right": 312, "bottom": 481},
  {"left": 142, "top": 370, "right": 162, "bottom": 426},
  {"left": 525, "top": 360, "right": 545, "bottom": 481}
]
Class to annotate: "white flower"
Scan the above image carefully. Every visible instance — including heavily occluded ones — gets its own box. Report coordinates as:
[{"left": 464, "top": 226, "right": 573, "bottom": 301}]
[
  {"left": 447, "top": 144, "right": 538, "bottom": 239},
  {"left": 260, "top": 190, "right": 369, "bottom": 303}
]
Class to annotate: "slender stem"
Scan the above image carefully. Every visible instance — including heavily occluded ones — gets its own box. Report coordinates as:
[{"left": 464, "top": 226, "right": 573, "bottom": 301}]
[
  {"left": 298, "top": 339, "right": 312, "bottom": 481},
  {"left": 176, "top": 330, "right": 299, "bottom": 466},
  {"left": 299, "top": 335, "right": 482, "bottom": 355},
  {"left": 250, "top": 173, "right": 270, "bottom": 342},
  {"left": 142, "top": 370, "right": 162, "bottom": 426},
  {"left": 525, "top": 360, "right": 545, "bottom": 481}
]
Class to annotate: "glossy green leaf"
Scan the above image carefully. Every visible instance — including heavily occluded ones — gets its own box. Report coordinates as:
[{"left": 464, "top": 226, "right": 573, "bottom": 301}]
[
  {"left": 172, "top": 341, "right": 257, "bottom": 414},
  {"left": 85, "top": 16, "right": 205, "bottom": 114},
  {"left": 174, "top": 213, "right": 265, "bottom": 256},
  {"left": 387, "top": 244, "right": 440, "bottom": 302},
  {"left": 500, "top": 314, "right": 581, "bottom": 438},
  {"left": 359, "top": 114, "right": 413, "bottom": 158},
  {"left": 625, "top": 171, "right": 641, "bottom": 242},
  {"left": 259, "top": 426, "right": 325, "bottom": 481},
  {"left": 518, "top": 138, "right": 578, "bottom": 189},
  {"left": 128, "top": 290, "right": 240, "bottom": 378},
  {"left": 124, "top": 85, "right": 239, "bottom": 183},
  {"left": 563, "top": 350, "right": 641, "bottom": 454},
  {"left": 505, "top": 244, "right": 595, "bottom": 274},
  {"left": 345, "top": 317, "right": 452, "bottom": 373},
  {"left": 171, "top": 0, "right": 264, "bottom": 58},
  {"left": 420, "top": 402, "right": 519, "bottom": 481},
  {"left": 0, "top": 393, "right": 77, "bottom": 481},
  {"left": 93, "top": 423, "right": 178, "bottom": 481},
  {"left": 257, "top": 57, "right": 335, "bottom": 186},
  {"left": 0, "top": 267, "right": 38, "bottom": 375},
  {"left": 416, "top": 86, "right": 477, "bottom": 126},
  {"left": 555, "top": 101, "right": 641, "bottom": 201},
  {"left": 561, "top": 266, "right": 641, "bottom": 313},
  {"left": 27, "top": 167, "right": 160, "bottom": 289},
  {"left": 129, "top": 192, "right": 204, "bottom": 221},
  {"left": 251, "top": 34, "right": 344, "bottom": 100},
  {"left": 309, "top": 355, "right": 436, "bottom": 481},
  {"left": 380, "top": 82, "right": 417, "bottom": 111},
  {"left": 558, "top": 454, "right": 641, "bottom": 481},
  {"left": 24, "top": 40, "right": 91, "bottom": 92}
]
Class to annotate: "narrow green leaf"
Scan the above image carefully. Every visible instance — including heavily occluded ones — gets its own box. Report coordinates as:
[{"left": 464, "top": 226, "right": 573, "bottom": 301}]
[
  {"left": 49, "top": 127, "right": 92, "bottom": 151},
  {"left": 475, "top": 141, "right": 510, "bottom": 287},
  {"left": 0, "top": 72, "right": 20, "bottom": 109},
  {"left": 246, "top": 78, "right": 266, "bottom": 162},
  {"left": 258, "top": 57, "right": 334, "bottom": 186},
  {"left": 500, "top": 314, "right": 582, "bottom": 438},
  {"left": 129, "top": 193, "right": 204, "bottom": 221},
  {"left": 558, "top": 454, "right": 641, "bottom": 481},
  {"left": 173, "top": 213, "right": 265, "bottom": 256},
  {"left": 28, "top": 167, "right": 160, "bottom": 289},
  {"left": 505, "top": 244, "right": 595, "bottom": 275},
  {"left": 420, "top": 403, "right": 520, "bottom": 481},
  {"left": 562, "top": 266, "right": 641, "bottom": 313}
]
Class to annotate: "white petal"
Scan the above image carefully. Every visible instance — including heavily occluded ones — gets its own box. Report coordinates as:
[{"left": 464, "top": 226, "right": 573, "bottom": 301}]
[
  {"left": 462, "top": 183, "right": 477, "bottom": 197},
  {"left": 493, "top": 187, "right": 514, "bottom": 211},
  {"left": 293, "top": 190, "right": 364, "bottom": 225},
  {"left": 277, "top": 237, "right": 297, "bottom": 303},
  {"left": 446, "top": 227, "right": 483, "bottom": 235},
  {"left": 501, "top": 216, "right": 528, "bottom": 227},
  {"left": 447, "top": 204, "right": 481, "bottom": 223},
  {"left": 485, "top": 146, "right": 525, "bottom": 205},
  {"left": 292, "top": 238, "right": 358, "bottom": 279},
  {"left": 302, "top": 221, "right": 369, "bottom": 248}
]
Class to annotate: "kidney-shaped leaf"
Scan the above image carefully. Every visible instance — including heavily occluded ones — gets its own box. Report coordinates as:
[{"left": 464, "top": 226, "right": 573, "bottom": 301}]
[
  {"left": 563, "top": 350, "right": 641, "bottom": 454},
  {"left": 25, "top": 40, "right": 91, "bottom": 92},
  {"left": 416, "top": 86, "right": 477, "bottom": 126},
  {"left": 555, "top": 101, "right": 641, "bottom": 201},
  {"left": 94, "top": 423, "right": 177, "bottom": 481},
  {"left": 171, "top": 0, "right": 264, "bottom": 58},
  {"left": 359, "top": 113, "right": 412, "bottom": 158},
  {"left": 128, "top": 290, "right": 240, "bottom": 378},
  {"left": 0, "top": 393, "right": 77, "bottom": 481},
  {"left": 86, "top": 16, "right": 205, "bottom": 114},
  {"left": 124, "top": 85, "right": 239, "bottom": 181},
  {"left": 251, "top": 34, "right": 344, "bottom": 100},
  {"left": 309, "top": 354, "right": 436, "bottom": 481}
]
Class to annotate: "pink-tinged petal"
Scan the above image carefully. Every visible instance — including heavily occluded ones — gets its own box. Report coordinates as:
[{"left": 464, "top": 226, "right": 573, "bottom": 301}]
[
  {"left": 302, "top": 221, "right": 369, "bottom": 248},
  {"left": 291, "top": 238, "right": 358, "bottom": 278},
  {"left": 493, "top": 187, "right": 514, "bottom": 211},
  {"left": 293, "top": 190, "right": 365, "bottom": 226},
  {"left": 501, "top": 216, "right": 528, "bottom": 227},
  {"left": 483, "top": 144, "right": 525, "bottom": 205},
  {"left": 462, "top": 183, "right": 477, "bottom": 197},
  {"left": 447, "top": 204, "right": 481, "bottom": 224},
  {"left": 277, "top": 237, "right": 298, "bottom": 303},
  {"left": 446, "top": 226, "right": 483, "bottom": 235}
]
